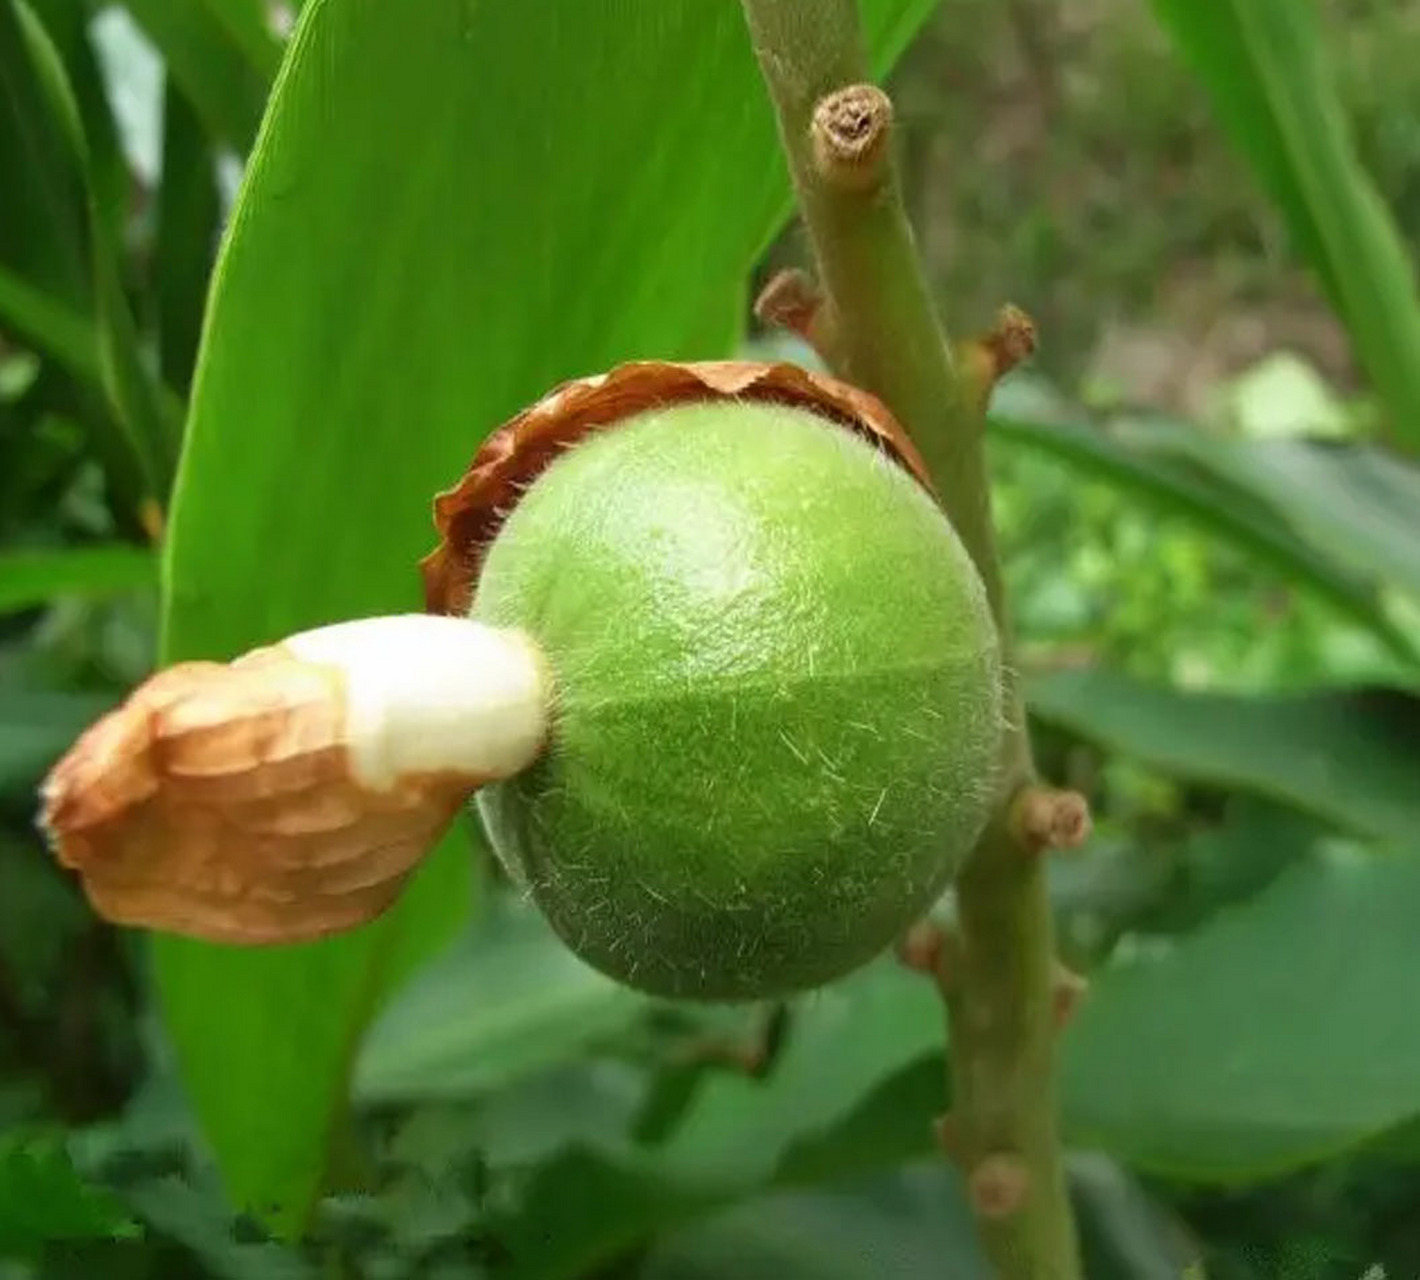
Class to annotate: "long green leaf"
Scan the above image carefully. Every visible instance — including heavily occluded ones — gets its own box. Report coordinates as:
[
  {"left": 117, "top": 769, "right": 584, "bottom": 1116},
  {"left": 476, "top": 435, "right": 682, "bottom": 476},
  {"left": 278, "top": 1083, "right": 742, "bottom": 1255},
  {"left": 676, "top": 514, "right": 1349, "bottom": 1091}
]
[
  {"left": 1030, "top": 668, "right": 1420, "bottom": 843},
  {"left": 157, "top": 0, "right": 937, "bottom": 1232},
  {"left": 1149, "top": 0, "right": 1420, "bottom": 452},
  {"left": 1, "top": 1, "right": 177, "bottom": 507},
  {"left": 25, "top": 0, "right": 127, "bottom": 237},
  {"left": 119, "top": 0, "right": 276, "bottom": 151},
  {"left": 1115, "top": 420, "right": 1420, "bottom": 603},
  {"left": 0, "top": 257, "right": 97, "bottom": 380},
  {"left": 154, "top": 82, "right": 220, "bottom": 393},
  {"left": 0, "top": 544, "right": 155, "bottom": 614}
]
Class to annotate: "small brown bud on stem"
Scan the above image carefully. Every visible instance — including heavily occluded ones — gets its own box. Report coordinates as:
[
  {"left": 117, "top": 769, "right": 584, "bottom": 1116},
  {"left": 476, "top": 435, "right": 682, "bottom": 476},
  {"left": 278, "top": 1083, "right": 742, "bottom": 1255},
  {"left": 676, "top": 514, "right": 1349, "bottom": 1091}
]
[
  {"left": 969, "top": 1152, "right": 1032, "bottom": 1220},
  {"left": 1009, "top": 785, "right": 1091, "bottom": 855},
  {"left": 896, "top": 916, "right": 962, "bottom": 994},
  {"left": 753, "top": 269, "right": 846, "bottom": 371},
  {"left": 957, "top": 304, "right": 1038, "bottom": 411},
  {"left": 1051, "top": 961, "right": 1089, "bottom": 1031}
]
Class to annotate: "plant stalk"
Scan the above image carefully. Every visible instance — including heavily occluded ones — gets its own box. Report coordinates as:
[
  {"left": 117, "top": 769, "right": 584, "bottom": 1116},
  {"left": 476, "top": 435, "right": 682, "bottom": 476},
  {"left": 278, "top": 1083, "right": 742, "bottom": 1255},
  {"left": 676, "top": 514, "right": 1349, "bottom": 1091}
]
[{"left": 739, "top": 3, "right": 1082, "bottom": 1275}]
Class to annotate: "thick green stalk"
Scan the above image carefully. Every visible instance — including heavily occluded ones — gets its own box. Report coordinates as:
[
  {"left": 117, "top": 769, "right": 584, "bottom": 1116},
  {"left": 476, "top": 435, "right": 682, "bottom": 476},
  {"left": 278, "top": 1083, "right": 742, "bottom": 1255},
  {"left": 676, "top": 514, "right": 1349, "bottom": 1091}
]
[{"left": 739, "top": 3, "right": 1082, "bottom": 1276}]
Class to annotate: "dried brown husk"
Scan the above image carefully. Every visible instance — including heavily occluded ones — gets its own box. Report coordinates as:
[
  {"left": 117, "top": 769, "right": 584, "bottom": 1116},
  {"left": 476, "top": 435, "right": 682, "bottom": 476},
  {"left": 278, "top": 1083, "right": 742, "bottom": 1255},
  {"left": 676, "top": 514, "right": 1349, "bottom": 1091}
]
[{"left": 420, "top": 359, "right": 932, "bottom": 616}]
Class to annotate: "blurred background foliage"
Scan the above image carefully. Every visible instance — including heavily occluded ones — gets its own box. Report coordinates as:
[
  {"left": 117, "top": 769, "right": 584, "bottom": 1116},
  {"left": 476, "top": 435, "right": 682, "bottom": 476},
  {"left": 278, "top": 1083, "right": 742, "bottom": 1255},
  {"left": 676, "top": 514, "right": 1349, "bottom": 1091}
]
[{"left": 2, "top": 0, "right": 1420, "bottom": 1275}]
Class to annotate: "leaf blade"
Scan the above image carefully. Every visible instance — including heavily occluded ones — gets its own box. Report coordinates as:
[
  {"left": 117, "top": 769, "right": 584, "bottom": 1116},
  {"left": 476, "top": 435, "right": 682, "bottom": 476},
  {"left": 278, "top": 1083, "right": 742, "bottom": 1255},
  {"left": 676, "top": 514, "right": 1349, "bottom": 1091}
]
[{"left": 1148, "top": 0, "right": 1420, "bottom": 451}]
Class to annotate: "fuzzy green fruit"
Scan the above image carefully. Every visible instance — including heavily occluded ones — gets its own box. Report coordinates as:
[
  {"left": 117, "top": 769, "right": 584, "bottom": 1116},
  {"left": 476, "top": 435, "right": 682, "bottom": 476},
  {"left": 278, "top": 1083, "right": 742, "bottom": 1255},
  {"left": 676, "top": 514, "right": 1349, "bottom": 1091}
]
[{"left": 471, "top": 400, "right": 1001, "bottom": 1000}]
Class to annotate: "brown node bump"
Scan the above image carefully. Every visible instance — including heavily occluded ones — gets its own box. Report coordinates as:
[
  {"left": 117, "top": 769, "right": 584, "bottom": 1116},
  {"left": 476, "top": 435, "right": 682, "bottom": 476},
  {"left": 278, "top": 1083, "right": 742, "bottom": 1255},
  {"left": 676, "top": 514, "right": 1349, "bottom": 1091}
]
[
  {"left": 420, "top": 360, "right": 935, "bottom": 618},
  {"left": 754, "top": 268, "right": 823, "bottom": 340},
  {"left": 1011, "top": 785, "right": 1092, "bottom": 855},
  {"left": 1052, "top": 961, "right": 1090, "bottom": 1031},
  {"left": 969, "top": 1152, "right": 1031, "bottom": 1220}
]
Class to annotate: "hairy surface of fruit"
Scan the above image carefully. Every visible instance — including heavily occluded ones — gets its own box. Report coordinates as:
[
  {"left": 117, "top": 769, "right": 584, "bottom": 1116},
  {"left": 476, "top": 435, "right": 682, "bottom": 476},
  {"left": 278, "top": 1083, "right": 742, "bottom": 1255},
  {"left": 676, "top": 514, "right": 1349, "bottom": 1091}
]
[{"left": 472, "top": 400, "right": 1001, "bottom": 1000}]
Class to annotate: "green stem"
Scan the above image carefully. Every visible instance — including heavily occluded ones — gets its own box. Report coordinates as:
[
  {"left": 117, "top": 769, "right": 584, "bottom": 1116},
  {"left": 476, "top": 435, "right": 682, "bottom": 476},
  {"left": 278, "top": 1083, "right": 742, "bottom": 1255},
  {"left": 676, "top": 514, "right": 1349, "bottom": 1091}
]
[{"left": 739, "top": 3, "right": 1081, "bottom": 1276}]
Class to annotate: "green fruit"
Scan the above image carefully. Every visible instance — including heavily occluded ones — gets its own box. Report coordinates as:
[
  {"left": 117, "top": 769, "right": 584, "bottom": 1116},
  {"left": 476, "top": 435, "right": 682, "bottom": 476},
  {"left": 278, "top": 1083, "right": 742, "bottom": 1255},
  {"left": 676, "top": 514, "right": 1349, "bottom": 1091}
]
[{"left": 472, "top": 399, "right": 1001, "bottom": 1000}]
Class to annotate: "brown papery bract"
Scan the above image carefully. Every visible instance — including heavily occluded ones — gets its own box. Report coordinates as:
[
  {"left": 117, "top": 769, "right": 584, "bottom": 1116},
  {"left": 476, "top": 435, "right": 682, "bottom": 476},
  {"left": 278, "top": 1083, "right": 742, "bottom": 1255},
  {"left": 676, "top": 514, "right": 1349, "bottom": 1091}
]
[
  {"left": 420, "top": 359, "right": 933, "bottom": 617},
  {"left": 39, "top": 643, "right": 484, "bottom": 944}
]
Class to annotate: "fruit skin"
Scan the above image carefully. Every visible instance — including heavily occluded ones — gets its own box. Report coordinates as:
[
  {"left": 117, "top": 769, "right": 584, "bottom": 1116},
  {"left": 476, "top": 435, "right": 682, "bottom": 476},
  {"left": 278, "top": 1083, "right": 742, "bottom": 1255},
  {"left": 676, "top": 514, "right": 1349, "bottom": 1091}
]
[{"left": 472, "top": 400, "right": 1002, "bottom": 1000}]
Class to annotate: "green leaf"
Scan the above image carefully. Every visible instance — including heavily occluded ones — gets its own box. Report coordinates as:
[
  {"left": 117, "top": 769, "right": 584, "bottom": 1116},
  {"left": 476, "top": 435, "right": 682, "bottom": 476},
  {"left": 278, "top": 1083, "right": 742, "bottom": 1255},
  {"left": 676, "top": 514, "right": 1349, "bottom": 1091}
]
[
  {"left": 482, "top": 960, "right": 942, "bottom": 1278},
  {"left": 635, "top": 1164, "right": 989, "bottom": 1280},
  {"left": 1147, "top": 0, "right": 1420, "bottom": 452},
  {"left": 0, "top": 690, "right": 116, "bottom": 795},
  {"left": 0, "top": 0, "right": 88, "bottom": 306},
  {"left": 1065, "top": 1153, "right": 1206, "bottom": 1280},
  {"left": 1114, "top": 421, "right": 1420, "bottom": 604},
  {"left": 154, "top": 82, "right": 220, "bottom": 393},
  {"left": 155, "top": 0, "right": 937, "bottom": 1234},
  {"left": 1030, "top": 668, "right": 1420, "bottom": 844},
  {"left": 26, "top": 0, "right": 128, "bottom": 235},
  {"left": 0, "top": 257, "right": 98, "bottom": 380},
  {"left": 354, "top": 902, "right": 648, "bottom": 1105},
  {"left": 119, "top": 0, "right": 277, "bottom": 151},
  {"left": 637, "top": 1156, "right": 1204, "bottom": 1280},
  {"left": 0, "top": 544, "right": 155, "bottom": 614},
  {"left": 0, "top": 0, "right": 177, "bottom": 508},
  {"left": 1064, "top": 844, "right": 1420, "bottom": 1179},
  {"left": 992, "top": 406, "right": 1419, "bottom": 661},
  {"left": 0, "top": 1131, "right": 137, "bottom": 1257}
]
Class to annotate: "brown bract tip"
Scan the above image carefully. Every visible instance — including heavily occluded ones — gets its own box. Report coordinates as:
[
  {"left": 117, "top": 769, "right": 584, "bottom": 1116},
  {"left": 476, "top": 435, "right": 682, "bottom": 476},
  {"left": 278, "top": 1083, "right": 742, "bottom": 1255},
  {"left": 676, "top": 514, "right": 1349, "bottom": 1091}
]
[
  {"left": 39, "top": 645, "right": 480, "bottom": 944},
  {"left": 420, "top": 359, "right": 934, "bottom": 617},
  {"left": 753, "top": 268, "right": 824, "bottom": 340}
]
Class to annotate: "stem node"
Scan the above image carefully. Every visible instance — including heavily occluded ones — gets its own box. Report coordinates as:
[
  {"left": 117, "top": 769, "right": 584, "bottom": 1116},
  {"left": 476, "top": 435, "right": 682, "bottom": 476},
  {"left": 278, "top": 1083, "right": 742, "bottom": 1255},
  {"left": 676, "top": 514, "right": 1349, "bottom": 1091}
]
[
  {"left": 811, "top": 83, "right": 893, "bottom": 190},
  {"left": 896, "top": 917, "right": 961, "bottom": 993},
  {"left": 1051, "top": 961, "right": 1089, "bottom": 1031},
  {"left": 969, "top": 1152, "right": 1032, "bottom": 1220},
  {"left": 754, "top": 268, "right": 842, "bottom": 366},
  {"left": 1010, "top": 785, "right": 1092, "bottom": 854},
  {"left": 959, "top": 304, "right": 1038, "bottom": 410}
]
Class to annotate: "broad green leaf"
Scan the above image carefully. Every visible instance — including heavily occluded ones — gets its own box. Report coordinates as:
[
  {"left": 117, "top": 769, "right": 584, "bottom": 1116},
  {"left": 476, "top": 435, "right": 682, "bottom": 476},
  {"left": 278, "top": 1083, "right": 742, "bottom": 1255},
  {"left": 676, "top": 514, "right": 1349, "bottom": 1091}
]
[
  {"left": 636, "top": 1164, "right": 989, "bottom": 1280},
  {"left": 119, "top": 0, "right": 276, "bottom": 151},
  {"left": 0, "top": 0, "right": 87, "bottom": 306},
  {"left": 155, "top": 0, "right": 938, "bottom": 1232},
  {"left": 480, "top": 960, "right": 942, "bottom": 1278},
  {"left": 0, "top": 544, "right": 155, "bottom": 614},
  {"left": 1064, "top": 844, "right": 1420, "bottom": 1179},
  {"left": 1148, "top": 0, "right": 1420, "bottom": 452},
  {"left": 991, "top": 407, "right": 1419, "bottom": 661},
  {"left": 354, "top": 903, "right": 647, "bottom": 1104},
  {"left": 637, "top": 1156, "right": 1202, "bottom": 1280},
  {"left": 0, "top": 690, "right": 115, "bottom": 795},
  {"left": 1030, "top": 668, "right": 1420, "bottom": 844},
  {"left": 0, "top": 1131, "right": 136, "bottom": 1256}
]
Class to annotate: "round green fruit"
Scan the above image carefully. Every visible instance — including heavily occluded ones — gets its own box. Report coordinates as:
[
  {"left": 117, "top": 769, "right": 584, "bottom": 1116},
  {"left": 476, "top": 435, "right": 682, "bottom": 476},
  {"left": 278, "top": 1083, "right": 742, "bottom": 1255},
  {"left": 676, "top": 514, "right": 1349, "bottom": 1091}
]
[{"left": 471, "top": 399, "right": 1001, "bottom": 1000}]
